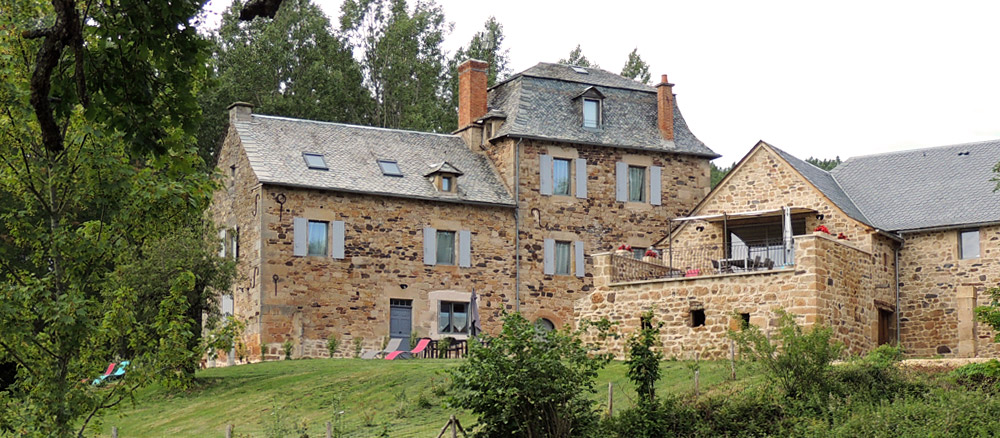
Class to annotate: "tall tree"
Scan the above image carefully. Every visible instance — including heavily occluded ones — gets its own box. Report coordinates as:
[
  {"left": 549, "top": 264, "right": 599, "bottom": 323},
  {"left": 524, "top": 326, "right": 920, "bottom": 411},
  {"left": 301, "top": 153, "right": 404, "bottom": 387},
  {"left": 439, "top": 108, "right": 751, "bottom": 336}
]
[
  {"left": 559, "top": 44, "right": 598, "bottom": 68},
  {"left": 711, "top": 162, "right": 734, "bottom": 188},
  {"left": 806, "top": 156, "right": 842, "bottom": 171},
  {"left": 0, "top": 0, "right": 232, "bottom": 435},
  {"left": 340, "top": 0, "right": 453, "bottom": 132},
  {"left": 445, "top": 16, "right": 510, "bottom": 129},
  {"left": 620, "top": 48, "right": 652, "bottom": 84},
  {"left": 198, "top": 0, "right": 372, "bottom": 165}
]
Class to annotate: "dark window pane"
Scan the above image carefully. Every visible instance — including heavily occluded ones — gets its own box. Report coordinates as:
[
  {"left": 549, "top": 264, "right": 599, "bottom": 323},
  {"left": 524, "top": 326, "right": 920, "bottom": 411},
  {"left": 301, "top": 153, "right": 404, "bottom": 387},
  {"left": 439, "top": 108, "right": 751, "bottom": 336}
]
[{"left": 436, "top": 231, "right": 455, "bottom": 265}]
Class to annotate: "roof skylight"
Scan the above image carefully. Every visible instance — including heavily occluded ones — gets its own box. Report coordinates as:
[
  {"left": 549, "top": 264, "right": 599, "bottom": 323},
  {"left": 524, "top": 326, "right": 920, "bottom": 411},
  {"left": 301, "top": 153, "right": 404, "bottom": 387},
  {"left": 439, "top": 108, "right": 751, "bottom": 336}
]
[
  {"left": 378, "top": 159, "right": 403, "bottom": 176},
  {"left": 302, "top": 153, "right": 328, "bottom": 170},
  {"left": 571, "top": 66, "right": 589, "bottom": 74}
]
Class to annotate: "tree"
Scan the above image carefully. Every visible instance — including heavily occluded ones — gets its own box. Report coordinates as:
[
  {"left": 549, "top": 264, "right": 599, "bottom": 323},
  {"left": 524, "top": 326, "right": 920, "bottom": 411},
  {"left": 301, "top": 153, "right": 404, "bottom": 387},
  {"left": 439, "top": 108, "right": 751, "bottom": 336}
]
[
  {"left": 198, "top": 0, "right": 372, "bottom": 165},
  {"left": 626, "top": 311, "right": 663, "bottom": 408},
  {"left": 806, "top": 156, "right": 841, "bottom": 171},
  {"left": 340, "top": 0, "right": 453, "bottom": 132},
  {"left": 620, "top": 48, "right": 651, "bottom": 84},
  {"left": 450, "top": 313, "right": 609, "bottom": 438},
  {"left": 0, "top": 0, "right": 232, "bottom": 435},
  {"left": 559, "top": 44, "right": 598, "bottom": 68},
  {"left": 445, "top": 16, "right": 510, "bottom": 129},
  {"left": 710, "top": 162, "right": 733, "bottom": 188}
]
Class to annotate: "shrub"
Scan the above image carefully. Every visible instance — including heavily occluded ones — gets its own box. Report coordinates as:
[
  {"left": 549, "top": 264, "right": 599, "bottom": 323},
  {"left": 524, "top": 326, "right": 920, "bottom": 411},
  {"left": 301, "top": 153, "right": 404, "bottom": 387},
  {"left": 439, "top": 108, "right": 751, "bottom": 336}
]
[
  {"left": 626, "top": 310, "right": 663, "bottom": 408},
  {"left": 409, "top": 330, "right": 419, "bottom": 350},
  {"left": 952, "top": 359, "right": 1000, "bottom": 392},
  {"left": 437, "top": 337, "right": 453, "bottom": 358},
  {"left": 327, "top": 335, "right": 340, "bottom": 358},
  {"left": 282, "top": 340, "right": 294, "bottom": 360},
  {"left": 450, "top": 312, "right": 610, "bottom": 438},
  {"left": 352, "top": 337, "right": 363, "bottom": 358}
]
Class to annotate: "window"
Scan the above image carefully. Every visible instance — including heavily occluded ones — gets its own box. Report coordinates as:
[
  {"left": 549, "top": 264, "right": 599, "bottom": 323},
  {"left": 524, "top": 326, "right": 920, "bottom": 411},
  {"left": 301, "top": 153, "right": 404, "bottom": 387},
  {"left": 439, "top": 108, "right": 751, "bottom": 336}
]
[
  {"left": 691, "top": 309, "right": 706, "bottom": 328},
  {"left": 436, "top": 230, "right": 456, "bottom": 265},
  {"left": 553, "top": 158, "right": 571, "bottom": 195},
  {"left": 307, "top": 221, "right": 328, "bottom": 256},
  {"left": 554, "top": 241, "right": 571, "bottom": 275},
  {"left": 378, "top": 160, "right": 402, "bottom": 176},
  {"left": 441, "top": 176, "right": 454, "bottom": 192},
  {"left": 740, "top": 313, "right": 751, "bottom": 330},
  {"left": 583, "top": 99, "right": 600, "bottom": 128},
  {"left": 439, "top": 301, "right": 468, "bottom": 334},
  {"left": 303, "top": 153, "right": 328, "bottom": 170},
  {"left": 628, "top": 166, "right": 646, "bottom": 202},
  {"left": 632, "top": 247, "right": 646, "bottom": 260},
  {"left": 571, "top": 66, "right": 589, "bottom": 74},
  {"left": 960, "top": 229, "right": 980, "bottom": 259},
  {"left": 535, "top": 318, "right": 555, "bottom": 332}
]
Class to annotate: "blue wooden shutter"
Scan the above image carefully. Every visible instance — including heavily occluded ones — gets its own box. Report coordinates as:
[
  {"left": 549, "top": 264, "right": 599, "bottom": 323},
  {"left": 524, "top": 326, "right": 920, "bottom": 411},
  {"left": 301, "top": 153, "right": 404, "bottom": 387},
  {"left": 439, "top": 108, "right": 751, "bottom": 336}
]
[
  {"left": 575, "top": 241, "right": 585, "bottom": 278},
  {"left": 543, "top": 238, "right": 555, "bottom": 275},
  {"left": 423, "top": 227, "right": 436, "bottom": 265},
  {"left": 539, "top": 154, "right": 553, "bottom": 195},
  {"left": 331, "top": 220, "right": 345, "bottom": 259},
  {"left": 575, "top": 158, "right": 587, "bottom": 199},
  {"left": 650, "top": 165, "right": 662, "bottom": 206},
  {"left": 293, "top": 217, "right": 307, "bottom": 257},
  {"left": 459, "top": 230, "right": 471, "bottom": 267},
  {"left": 615, "top": 162, "right": 628, "bottom": 202}
]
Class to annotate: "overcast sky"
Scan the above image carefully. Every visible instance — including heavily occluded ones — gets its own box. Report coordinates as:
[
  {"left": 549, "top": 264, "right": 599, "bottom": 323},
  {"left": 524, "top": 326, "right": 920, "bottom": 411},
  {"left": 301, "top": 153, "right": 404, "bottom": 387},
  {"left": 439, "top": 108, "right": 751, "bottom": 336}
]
[{"left": 203, "top": 0, "right": 1000, "bottom": 166}]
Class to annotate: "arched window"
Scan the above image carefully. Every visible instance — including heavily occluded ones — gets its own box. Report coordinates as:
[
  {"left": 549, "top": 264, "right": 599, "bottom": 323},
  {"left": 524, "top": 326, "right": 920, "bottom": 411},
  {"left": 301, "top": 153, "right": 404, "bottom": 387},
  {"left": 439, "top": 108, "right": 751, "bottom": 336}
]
[{"left": 535, "top": 318, "right": 555, "bottom": 332}]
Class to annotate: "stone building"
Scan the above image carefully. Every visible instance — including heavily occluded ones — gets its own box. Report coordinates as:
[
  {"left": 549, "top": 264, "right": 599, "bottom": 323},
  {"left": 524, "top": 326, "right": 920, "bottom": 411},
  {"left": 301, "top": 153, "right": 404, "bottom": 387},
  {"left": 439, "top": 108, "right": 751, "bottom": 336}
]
[
  {"left": 580, "top": 140, "right": 1000, "bottom": 359},
  {"left": 210, "top": 60, "right": 718, "bottom": 360}
]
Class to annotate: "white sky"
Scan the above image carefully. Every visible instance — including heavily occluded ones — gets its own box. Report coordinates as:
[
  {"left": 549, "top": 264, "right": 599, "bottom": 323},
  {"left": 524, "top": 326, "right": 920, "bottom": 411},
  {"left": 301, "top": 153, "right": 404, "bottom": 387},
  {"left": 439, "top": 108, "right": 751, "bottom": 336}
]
[{"left": 203, "top": 0, "right": 1000, "bottom": 166}]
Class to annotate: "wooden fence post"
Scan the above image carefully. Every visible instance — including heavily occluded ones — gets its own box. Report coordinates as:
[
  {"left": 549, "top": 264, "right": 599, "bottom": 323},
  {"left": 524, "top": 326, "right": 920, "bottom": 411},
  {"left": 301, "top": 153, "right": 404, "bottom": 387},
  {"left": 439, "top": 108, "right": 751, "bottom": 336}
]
[
  {"left": 326, "top": 421, "right": 332, "bottom": 438},
  {"left": 730, "top": 339, "right": 737, "bottom": 380},
  {"left": 225, "top": 424, "right": 232, "bottom": 438},
  {"left": 694, "top": 352, "right": 700, "bottom": 399},
  {"left": 451, "top": 414, "right": 458, "bottom": 438},
  {"left": 111, "top": 426, "right": 118, "bottom": 438},
  {"left": 607, "top": 382, "right": 613, "bottom": 418}
]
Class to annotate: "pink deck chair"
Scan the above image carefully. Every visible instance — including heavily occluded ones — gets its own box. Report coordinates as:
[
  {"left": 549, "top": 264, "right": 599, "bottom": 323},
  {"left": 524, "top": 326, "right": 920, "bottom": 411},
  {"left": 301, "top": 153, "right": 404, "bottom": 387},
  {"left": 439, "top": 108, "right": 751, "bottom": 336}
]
[
  {"left": 385, "top": 338, "right": 432, "bottom": 360},
  {"left": 83, "top": 362, "right": 115, "bottom": 383}
]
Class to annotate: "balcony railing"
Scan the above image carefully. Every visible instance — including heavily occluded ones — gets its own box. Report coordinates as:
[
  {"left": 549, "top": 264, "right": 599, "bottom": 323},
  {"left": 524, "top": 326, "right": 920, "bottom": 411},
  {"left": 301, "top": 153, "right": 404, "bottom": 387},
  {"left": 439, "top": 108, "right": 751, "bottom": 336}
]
[{"left": 611, "top": 238, "right": 792, "bottom": 282}]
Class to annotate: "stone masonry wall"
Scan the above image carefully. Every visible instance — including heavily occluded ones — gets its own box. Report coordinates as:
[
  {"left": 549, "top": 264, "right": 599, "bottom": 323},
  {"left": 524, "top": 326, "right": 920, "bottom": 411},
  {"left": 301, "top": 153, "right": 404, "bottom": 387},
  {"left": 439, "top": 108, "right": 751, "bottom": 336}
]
[
  {"left": 898, "top": 225, "right": 1000, "bottom": 358},
  {"left": 256, "top": 185, "right": 516, "bottom": 360}
]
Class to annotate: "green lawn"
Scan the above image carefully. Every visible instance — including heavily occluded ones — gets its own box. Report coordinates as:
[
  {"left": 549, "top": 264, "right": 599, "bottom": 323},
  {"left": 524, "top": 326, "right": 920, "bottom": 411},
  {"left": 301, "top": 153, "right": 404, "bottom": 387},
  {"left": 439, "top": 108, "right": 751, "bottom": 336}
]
[{"left": 94, "top": 358, "right": 734, "bottom": 437}]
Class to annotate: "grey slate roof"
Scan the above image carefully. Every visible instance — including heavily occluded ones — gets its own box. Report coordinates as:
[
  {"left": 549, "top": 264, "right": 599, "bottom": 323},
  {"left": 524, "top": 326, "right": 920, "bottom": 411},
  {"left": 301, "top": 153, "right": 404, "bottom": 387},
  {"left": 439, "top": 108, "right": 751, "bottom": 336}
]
[
  {"left": 831, "top": 140, "right": 1000, "bottom": 232},
  {"left": 766, "top": 144, "right": 873, "bottom": 227},
  {"left": 488, "top": 63, "right": 719, "bottom": 158},
  {"left": 233, "top": 114, "right": 515, "bottom": 207}
]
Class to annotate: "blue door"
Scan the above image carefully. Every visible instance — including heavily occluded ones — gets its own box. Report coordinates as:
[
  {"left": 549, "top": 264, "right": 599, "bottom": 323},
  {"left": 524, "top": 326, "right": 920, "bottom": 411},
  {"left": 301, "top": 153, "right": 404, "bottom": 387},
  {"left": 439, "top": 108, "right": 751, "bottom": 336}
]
[{"left": 389, "top": 299, "right": 412, "bottom": 339}]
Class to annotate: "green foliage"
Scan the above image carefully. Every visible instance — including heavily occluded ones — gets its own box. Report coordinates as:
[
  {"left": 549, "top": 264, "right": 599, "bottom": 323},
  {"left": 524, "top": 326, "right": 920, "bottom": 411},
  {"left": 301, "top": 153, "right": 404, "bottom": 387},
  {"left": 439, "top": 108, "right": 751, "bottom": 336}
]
[
  {"left": 283, "top": 340, "right": 295, "bottom": 360},
  {"left": 352, "top": 337, "right": 364, "bottom": 358},
  {"left": 975, "top": 287, "right": 1000, "bottom": 342},
  {"left": 327, "top": 334, "right": 341, "bottom": 358},
  {"left": 449, "top": 312, "right": 610, "bottom": 438},
  {"left": 408, "top": 330, "right": 419, "bottom": 350},
  {"left": 446, "top": 16, "right": 510, "bottom": 128},
  {"left": 729, "top": 310, "right": 843, "bottom": 399},
  {"left": 805, "top": 156, "right": 842, "bottom": 171},
  {"left": 620, "top": 48, "right": 652, "bottom": 84},
  {"left": 436, "top": 336, "right": 453, "bottom": 358},
  {"left": 559, "top": 44, "right": 598, "bottom": 68},
  {"left": 951, "top": 359, "right": 1000, "bottom": 391},
  {"left": 203, "top": 316, "right": 248, "bottom": 361},
  {"left": 710, "top": 162, "right": 733, "bottom": 188},
  {"left": 625, "top": 310, "right": 663, "bottom": 408}
]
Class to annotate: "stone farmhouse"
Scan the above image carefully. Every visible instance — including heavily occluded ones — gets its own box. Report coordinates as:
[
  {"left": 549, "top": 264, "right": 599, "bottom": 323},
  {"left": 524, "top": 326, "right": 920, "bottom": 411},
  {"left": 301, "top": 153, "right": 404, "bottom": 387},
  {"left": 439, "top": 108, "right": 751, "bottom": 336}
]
[
  {"left": 580, "top": 139, "right": 1000, "bottom": 359},
  {"left": 210, "top": 60, "right": 719, "bottom": 360}
]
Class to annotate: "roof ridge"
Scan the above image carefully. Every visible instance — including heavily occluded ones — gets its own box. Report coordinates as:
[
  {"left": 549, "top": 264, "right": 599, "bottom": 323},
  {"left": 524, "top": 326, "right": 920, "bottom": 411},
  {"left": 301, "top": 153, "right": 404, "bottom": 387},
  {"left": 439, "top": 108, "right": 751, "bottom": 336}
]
[
  {"left": 838, "top": 138, "right": 1000, "bottom": 163},
  {"left": 765, "top": 143, "right": 874, "bottom": 226},
  {"left": 251, "top": 114, "right": 461, "bottom": 139}
]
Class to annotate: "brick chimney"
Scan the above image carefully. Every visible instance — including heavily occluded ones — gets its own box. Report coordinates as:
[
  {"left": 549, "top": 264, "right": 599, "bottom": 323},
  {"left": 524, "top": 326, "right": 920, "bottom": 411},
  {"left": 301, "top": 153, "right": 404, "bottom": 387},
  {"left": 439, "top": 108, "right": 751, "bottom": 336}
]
[
  {"left": 458, "top": 59, "right": 489, "bottom": 129},
  {"left": 656, "top": 75, "right": 674, "bottom": 140},
  {"left": 228, "top": 101, "right": 254, "bottom": 124}
]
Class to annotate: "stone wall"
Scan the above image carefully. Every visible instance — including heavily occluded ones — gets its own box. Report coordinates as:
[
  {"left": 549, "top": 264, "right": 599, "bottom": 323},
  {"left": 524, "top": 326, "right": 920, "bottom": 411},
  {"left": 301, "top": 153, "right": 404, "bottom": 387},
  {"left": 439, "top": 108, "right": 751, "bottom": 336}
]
[
  {"left": 898, "top": 225, "right": 1000, "bottom": 358},
  {"left": 578, "top": 234, "right": 891, "bottom": 359}
]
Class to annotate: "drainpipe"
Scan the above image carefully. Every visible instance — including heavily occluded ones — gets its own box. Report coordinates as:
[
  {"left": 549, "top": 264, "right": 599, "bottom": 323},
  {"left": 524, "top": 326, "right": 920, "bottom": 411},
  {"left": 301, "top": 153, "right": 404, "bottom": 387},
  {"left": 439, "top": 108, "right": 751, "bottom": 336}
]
[
  {"left": 895, "top": 244, "right": 901, "bottom": 347},
  {"left": 513, "top": 137, "right": 523, "bottom": 312}
]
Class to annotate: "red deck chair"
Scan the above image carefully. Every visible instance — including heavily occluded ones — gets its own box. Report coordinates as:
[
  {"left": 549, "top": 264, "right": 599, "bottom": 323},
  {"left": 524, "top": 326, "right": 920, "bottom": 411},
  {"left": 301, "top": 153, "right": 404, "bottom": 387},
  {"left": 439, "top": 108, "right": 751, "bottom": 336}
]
[
  {"left": 83, "top": 362, "right": 115, "bottom": 383},
  {"left": 385, "top": 338, "right": 432, "bottom": 360}
]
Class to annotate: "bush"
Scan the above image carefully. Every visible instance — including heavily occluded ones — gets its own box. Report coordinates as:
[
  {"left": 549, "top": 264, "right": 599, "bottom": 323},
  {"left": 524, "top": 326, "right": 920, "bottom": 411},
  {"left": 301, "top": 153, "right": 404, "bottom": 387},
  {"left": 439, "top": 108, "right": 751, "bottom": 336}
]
[
  {"left": 327, "top": 335, "right": 340, "bottom": 358},
  {"left": 352, "top": 337, "right": 363, "bottom": 358},
  {"left": 282, "top": 340, "right": 294, "bottom": 360},
  {"left": 449, "top": 312, "right": 610, "bottom": 438},
  {"left": 951, "top": 359, "right": 1000, "bottom": 392},
  {"left": 626, "top": 310, "right": 663, "bottom": 408}
]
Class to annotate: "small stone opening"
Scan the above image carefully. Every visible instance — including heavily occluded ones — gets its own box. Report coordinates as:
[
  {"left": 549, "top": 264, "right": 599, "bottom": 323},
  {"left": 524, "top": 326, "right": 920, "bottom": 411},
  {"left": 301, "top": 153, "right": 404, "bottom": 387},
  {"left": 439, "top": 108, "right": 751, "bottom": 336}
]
[
  {"left": 691, "top": 309, "right": 706, "bottom": 328},
  {"left": 740, "top": 313, "right": 751, "bottom": 330}
]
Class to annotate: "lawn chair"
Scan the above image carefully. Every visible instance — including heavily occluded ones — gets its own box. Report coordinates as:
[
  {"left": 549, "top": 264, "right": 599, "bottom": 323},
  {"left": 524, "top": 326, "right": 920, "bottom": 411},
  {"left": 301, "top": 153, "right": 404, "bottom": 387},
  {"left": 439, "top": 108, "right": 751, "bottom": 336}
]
[
  {"left": 361, "top": 338, "right": 403, "bottom": 359},
  {"left": 90, "top": 362, "right": 116, "bottom": 385},
  {"left": 385, "top": 338, "right": 432, "bottom": 360},
  {"left": 105, "top": 361, "right": 129, "bottom": 383}
]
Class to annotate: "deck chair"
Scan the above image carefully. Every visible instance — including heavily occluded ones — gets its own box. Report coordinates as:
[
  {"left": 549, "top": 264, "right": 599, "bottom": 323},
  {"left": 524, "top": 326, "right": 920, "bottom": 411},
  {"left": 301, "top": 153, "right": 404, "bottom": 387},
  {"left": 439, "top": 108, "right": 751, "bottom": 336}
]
[
  {"left": 106, "top": 361, "right": 129, "bottom": 382},
  {"left": 385, "top": 338, "right": 432, "bottom": 360},
  {"left": 362, "top": 338, "right": 403, "bottom": 359},
  {"left": 90, "top": 363, "right": 116, "bottom": 385}
]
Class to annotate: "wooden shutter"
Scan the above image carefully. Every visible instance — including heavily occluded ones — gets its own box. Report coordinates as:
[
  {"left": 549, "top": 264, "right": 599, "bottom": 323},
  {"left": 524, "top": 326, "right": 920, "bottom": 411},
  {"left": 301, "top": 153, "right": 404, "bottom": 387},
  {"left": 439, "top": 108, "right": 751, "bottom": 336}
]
[
  {"left": 650, "top": 165, "right": 662, "bottom": 206},
  {"left": 615, "top": 162, "right": 628, "bottom": 202},
  {"left": 543, "top": 238, "right": 555, "bottom": 275},
  {"left": 459, "top": 230, "right": 471, "bottom": 268},
  {"left": 575, "top": 241, "right": 585, "bottom": 278},
  {"left": 331, "top": 220, "right": 345, "bottom": 259},
  {"left": 293, "top": 217, "right": 308, "bottom": 257},
  {"left": 539, "top": 154, "right": 553, "bottom": 196},
  {"left": 423, "top": 227, "right": 436, "bottom": 265},
  {"left": 575, "top": 158, "right": 587, "bottom": 199}
]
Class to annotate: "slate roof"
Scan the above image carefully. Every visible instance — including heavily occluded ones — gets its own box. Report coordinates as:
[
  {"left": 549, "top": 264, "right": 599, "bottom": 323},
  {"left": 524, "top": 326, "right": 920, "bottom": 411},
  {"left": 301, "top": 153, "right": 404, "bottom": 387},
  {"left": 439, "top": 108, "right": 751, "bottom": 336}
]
[
  {"left": 233, "top": 114, "right": 515, "bottom": 207},
  {"left": 488, "top": 63, "right": 719, "bottom": 158},
  {"left": 831, "top": 140, "right": 1000, "bottom": 232},
  {"left": 766, "top": 144, "right": 873, "bottom": 227}
]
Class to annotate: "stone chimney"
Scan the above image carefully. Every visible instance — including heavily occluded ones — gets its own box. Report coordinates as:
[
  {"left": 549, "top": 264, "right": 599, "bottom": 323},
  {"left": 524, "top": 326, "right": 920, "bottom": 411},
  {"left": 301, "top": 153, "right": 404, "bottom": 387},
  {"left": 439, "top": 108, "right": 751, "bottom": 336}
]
[
  {"left": 656, "top": 75, "right": 674, "bottom": 140},
  {"left": 228, "top": 101, "right": 254, "bottom": 124},
  {"left": 458, "top": 59, "right": 489, "bottom": 130}
]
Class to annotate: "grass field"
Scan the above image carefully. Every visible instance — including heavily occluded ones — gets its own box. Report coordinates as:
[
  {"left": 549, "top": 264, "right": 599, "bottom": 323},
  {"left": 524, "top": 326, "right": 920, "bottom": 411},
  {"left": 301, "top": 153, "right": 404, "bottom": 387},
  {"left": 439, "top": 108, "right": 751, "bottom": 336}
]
[{"left": 93, "top": 357, "right": 735, "bottom": 437}]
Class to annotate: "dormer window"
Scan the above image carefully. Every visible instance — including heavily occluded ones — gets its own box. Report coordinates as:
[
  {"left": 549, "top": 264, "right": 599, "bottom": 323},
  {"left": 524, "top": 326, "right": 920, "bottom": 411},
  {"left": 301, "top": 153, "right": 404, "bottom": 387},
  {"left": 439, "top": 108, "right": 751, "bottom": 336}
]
[
  {"left": 425, "top": 161, "right": 463, "bottom": 194},
  {"left": 303, "top": 153, "right": 328, "bottom": 170},
  {"left": 378, "top": 159, "right": 403, "bottom": 176},
  {"left": 574, "top": 86, "right": 605, "bottom": 129}
]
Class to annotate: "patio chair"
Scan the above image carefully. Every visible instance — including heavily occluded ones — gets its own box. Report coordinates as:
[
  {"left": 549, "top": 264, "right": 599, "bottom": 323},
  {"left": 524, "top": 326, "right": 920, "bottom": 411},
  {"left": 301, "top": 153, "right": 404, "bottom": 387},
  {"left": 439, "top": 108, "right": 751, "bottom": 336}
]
[
  {"left": 362, "top": 337, "right": 403, "bottom": 359},
  {"left": 751, "top": 256, "right": 762, "bottom": 271},
  {"left": 106, "top": 361, "right": 129, "bottom": 382},
  {"left": 86, "top": 362, "right": 115, "bottom": 384},
  {"left": 763, "top": 258, "right": 775, "bottom": 270},
  {"left": 385, "top": 337, "right": 432, "bottom": 360}
]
